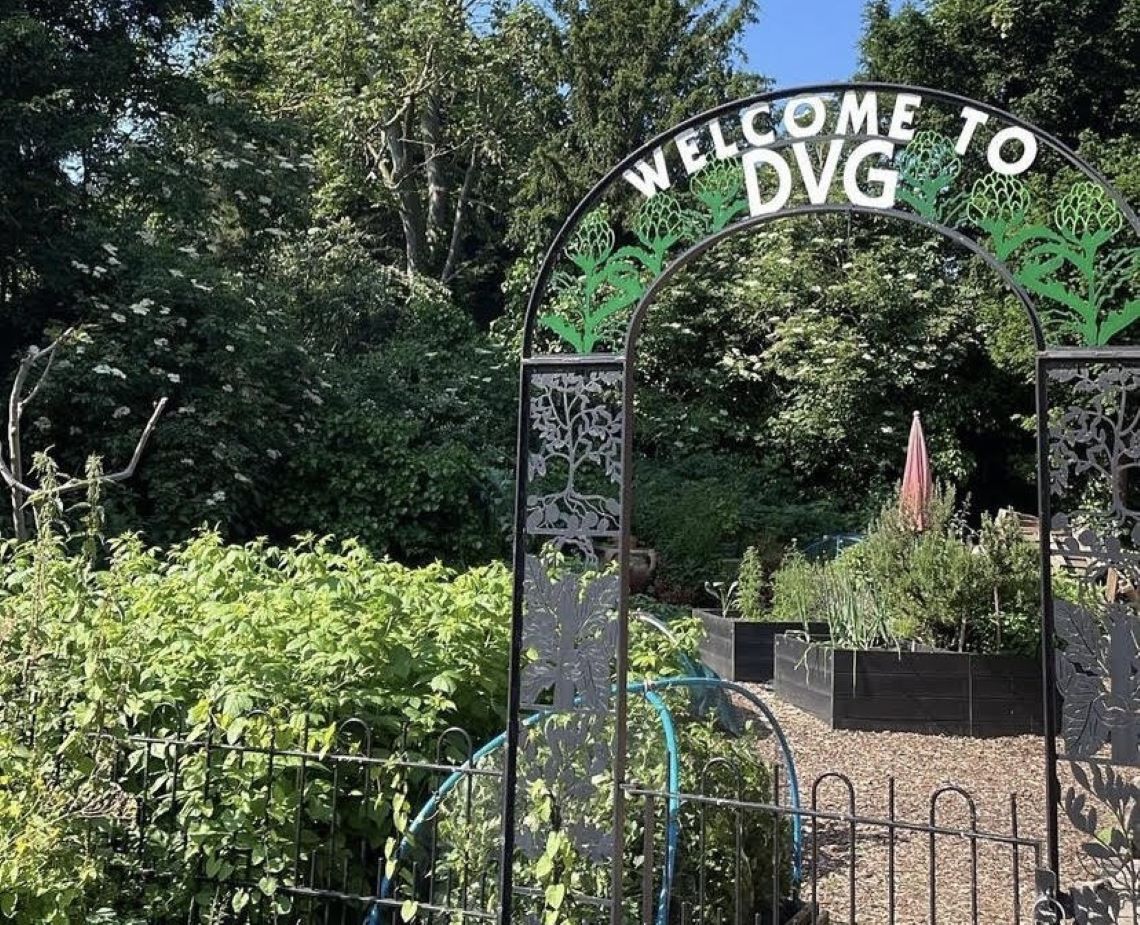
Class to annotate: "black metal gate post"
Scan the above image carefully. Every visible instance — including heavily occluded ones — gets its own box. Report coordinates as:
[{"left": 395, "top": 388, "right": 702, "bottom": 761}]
[
  {"left": 500, "top": 354, "right": 630, "bottom": 925},
  {"left": 1037, "top": 348, "right": 1140, "bottom": 921}
]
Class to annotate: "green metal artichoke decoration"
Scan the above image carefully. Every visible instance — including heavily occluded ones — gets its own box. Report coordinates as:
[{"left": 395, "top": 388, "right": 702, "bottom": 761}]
[
  {"left": 895, "top": 131, "right": 962, "bottom": 220},
  {"left": 692, "top": 160, "right": 748, "bottom": 232}
]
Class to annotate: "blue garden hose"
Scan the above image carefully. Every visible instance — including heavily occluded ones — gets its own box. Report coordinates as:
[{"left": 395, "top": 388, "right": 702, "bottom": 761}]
[
  {"left": 367, "top": 677, "right": 800, "bottom": 925},
  {"left": 369, "top": 684, "right": 681, "bottom": 925},
  {"left": 640, "top": 690, "right": 681, "bottom": 925},
  {"left": 632, "top": 675, "right": 804, "bottom": 881}
]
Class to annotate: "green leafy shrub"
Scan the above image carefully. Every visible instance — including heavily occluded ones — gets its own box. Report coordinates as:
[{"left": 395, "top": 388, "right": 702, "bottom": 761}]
[
  {"left": 0, "top": 511, "right": 519, "bottom": 920},
  {"left": 0, "top": 513, "right": 790, "bottom": 923},
  {"left": 270, "top": 282, "right": 516, "bottom": 565},
  {"left": 769, "top": 547, "right": 823, "bottom": 625},
  {"left": 633, "top": 452, "right": 850, "bottom": 599},
  {"left": 847, "top": 487, "right": 1041, "bottom": 654},
  {"left": 737, "top": 545, "right": 768, "bottom": 620},
  {"left": 1, "top": 530, "right": 514, "bottom": 743},
  {"left": 768, "top": 485, "right": 1042, "bottom": 655},
  {"left": 0, "top": 734, "right": 103, "bottom": 925}
]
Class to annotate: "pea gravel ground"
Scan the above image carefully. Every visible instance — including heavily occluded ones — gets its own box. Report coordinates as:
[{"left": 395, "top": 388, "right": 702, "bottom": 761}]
[{"left": 737, "top": 683, "right": 1094, "bottom": 925}]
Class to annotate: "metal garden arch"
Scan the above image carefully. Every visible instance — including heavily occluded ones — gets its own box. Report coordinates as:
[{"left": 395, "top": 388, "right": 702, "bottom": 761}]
[{"left": 505, "top": 82, "right": 1140, "bottom": 923}]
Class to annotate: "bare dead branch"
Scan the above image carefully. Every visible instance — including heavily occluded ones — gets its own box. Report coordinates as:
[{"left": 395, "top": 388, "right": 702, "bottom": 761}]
[
  {"left": 50, "top": 397, "right": 168, "bottom": 496},
  {"left": 20, "top": 328, "right": 75, "bottom": 411},
  {"left": 0, "top": 449, "right": 35, "bottom": 496}
]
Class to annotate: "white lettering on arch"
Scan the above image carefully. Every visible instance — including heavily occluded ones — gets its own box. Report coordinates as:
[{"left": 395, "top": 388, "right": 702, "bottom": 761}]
[{"left": 622, "top": 148, "right": 672, "bottom": 197}]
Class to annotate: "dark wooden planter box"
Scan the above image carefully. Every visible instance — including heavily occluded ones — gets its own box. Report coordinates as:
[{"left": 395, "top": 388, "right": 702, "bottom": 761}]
[
  {"left": 696, "top": 608, "right": 829, "bottom": 683},
  {"left": 773, "top": 634, "right": 1044, "bottom": 737}
]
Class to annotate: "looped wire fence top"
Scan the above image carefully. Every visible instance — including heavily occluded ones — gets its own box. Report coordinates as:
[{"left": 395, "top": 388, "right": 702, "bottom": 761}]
[{"left": 520, "top": 83, "right": 1140, "bottom": 356}]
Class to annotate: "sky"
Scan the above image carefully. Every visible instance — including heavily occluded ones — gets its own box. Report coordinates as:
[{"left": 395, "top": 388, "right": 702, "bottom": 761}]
[{"left": 742, "top": 1, "right": 908, "bottom": 87}]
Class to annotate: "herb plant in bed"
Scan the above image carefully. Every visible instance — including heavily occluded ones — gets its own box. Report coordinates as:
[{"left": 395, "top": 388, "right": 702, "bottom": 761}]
[
  {"left": 696, "top": 547, "right": 828, "bottom": 683},
  {"left": 772, "top": 489, "right": 1047, "bottom": 736}
]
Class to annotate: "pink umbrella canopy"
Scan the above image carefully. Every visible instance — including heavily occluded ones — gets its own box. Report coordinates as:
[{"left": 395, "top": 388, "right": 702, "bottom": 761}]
[{"left": 900, "top": 410, "right": 933, "bottom": 531}]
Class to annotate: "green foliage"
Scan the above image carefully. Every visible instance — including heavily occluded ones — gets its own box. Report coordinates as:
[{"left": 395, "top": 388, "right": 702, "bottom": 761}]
[
  {"left": 769, "top": 547, "right": 823, "bottom": 625},
  {"left": 212, "top": 0, "right": 533, "bottom": 290},
  {"left": 0, "top": 0, "right": 214, "bottom": 348},
  {"left": 768, "top": 547, "right": 892, "bottom": 647},
  {"left": 508, "top": 0, "right": 762, "bottom": 252},
  {"left": 0, "top": 733, "right": 102, "bottom": 924},
  {"left": 860, "top": 0, "right": 1140, "bottom": 148},
  {"left": 272, "top": 285, "right": 515, "bottom": 563},
  {"left": 736, "top": 545, "right": 768, "bottom": 621},
  {"left": 0, "top": 507, "right": 787, "bottom": 922},
  {"left": 1, "top": 518, "right": 517, "bottom": 920},
  {"left": 862, "top": 0, "right": 1140, "bottom": 348},
  {"left": 635, "top": 220, "right": 1038, "bottom": 517},
  {"left": 633, "top": 451, "right": 849, "bottom": 599},
  {"left": 768, "top": 486, "right": 1042, "bottom": 655},
  {"left": 846, "top": 487, "right": 1041, "bottom": 654}
]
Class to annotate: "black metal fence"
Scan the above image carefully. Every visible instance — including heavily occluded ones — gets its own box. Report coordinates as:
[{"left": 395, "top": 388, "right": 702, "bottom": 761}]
[
  {"left": 628, "top": 776, "right": 1041, "bottom": 925},
  {"left": 90, "top": 714, "right": 502, "bottom": 925},
  {"left": 62, "top": 712, "right": 1047, "bottom": 924}
]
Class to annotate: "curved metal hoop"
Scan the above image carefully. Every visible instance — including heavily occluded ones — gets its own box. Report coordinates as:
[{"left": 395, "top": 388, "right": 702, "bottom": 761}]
[{"left": 623, "top": 203, "right": 1048, "bottom": 352}]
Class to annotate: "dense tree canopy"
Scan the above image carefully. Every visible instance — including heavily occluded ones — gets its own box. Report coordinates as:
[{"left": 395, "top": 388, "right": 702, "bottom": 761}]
[
  {"left": 861, "top": 0, "right": 1140, "bottom": 192},
  {"left": 0, "top": 0, "right": 1135, "bottom": 589}
]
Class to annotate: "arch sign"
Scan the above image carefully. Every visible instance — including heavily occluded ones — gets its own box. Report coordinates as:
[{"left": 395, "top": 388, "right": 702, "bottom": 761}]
[
  {"left": 524, "top": 83, "right": 1140, "bottom": 355},
  {"left": 502, "top": 83, "right": 1140, "bottom": 925}
]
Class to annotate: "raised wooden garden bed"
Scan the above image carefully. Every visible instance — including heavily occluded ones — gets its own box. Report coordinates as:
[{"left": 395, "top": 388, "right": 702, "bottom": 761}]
[
  {"left": 773, "top": 633, "right": 1043, "bottom": 737},
  {"left": 696, "top": 608, "right": 828, "bottom": 683}
]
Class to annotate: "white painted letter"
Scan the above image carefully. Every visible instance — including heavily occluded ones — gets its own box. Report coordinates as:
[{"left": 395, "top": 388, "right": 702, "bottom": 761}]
[
  {"left": 837, "top": 91, "right": 879, "bottom": 135},
  {"left": 740, "top": 103, "right": 775, "bottom": 147},
  {"left": 742, "top": 148, "right": 793, "bottom": 215},
  {"left": 622, "top": 147, "right": 672, "bottom": 197},
  {"left": 785, "top": 96, "right": 827, "bottom": 138},
  {"left": 675, "top": 128, "right": 708, "bottom": 175},
  {"left": 956, "top": 106, "right": 990, "bottom": 155},
  {"left": 987, "top": 126, "right": 1038, "bottom": 176},
  {"left": 843, "top": 139, "right": 898, "bottom": 209},
  {"left": 888, "top": 93, "right": 922, "bottom": 141},
  {"left": 708, "top": 118, "right": 740, "bottom": 159},
  {"left": 792, "top": 141, "right": 845, "bottom": 204}
]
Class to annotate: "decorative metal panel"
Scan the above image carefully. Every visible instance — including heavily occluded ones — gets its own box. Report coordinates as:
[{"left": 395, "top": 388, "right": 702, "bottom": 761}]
[
  {"left": 517, "top": 712, "right": 615, "bottom": 864},
  {"left": 521, "top": 555, "right": 620, "bottom": 712},
  {"left": 1048, "top": 360, "right": 1140, "bottom": 922},
  {"left": 506, "top": 364, "right": 626, "bottom": 924},
  {"left": 527, "top": 370, "right": 623, "bottom": 544}
]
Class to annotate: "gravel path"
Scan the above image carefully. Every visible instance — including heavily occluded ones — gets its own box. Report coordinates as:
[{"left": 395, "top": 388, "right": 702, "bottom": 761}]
[{"left": 738, "top": 683, "right": 1091, "bottom": 924}]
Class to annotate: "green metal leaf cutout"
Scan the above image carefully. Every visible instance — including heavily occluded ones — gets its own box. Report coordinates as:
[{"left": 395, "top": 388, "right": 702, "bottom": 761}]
[{"left": 895, "top": 130, "right": 963, "bottom": 222}]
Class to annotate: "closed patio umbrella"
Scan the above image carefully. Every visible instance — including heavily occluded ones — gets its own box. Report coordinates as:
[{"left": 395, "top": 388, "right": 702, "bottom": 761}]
[{"left": 900, "top": 410, "right": 932, "bottom": 531}]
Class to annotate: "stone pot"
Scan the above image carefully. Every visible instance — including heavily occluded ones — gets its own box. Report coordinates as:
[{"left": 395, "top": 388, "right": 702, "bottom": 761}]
[{"left": 598, "top": 540, "right": 659, "bottom": 593}]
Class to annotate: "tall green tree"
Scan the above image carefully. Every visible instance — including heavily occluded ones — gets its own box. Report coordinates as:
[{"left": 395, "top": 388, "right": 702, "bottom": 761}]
[
  {"left": 211, "top": 0, "right": 546, "bottom": 295},
  {"left": 860, "top": 0, "right": 1140, "bottom": 152},
  {"left": 509, "top": 0, "right": 763, "bottom": 252},
  {"left": 0, "top": 0, "right": 213, "bottom": 344}
]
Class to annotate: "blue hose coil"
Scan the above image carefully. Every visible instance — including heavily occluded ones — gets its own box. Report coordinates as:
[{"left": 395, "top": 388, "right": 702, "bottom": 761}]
[{"left": 367, "top": 676, "right": 800, "bottom": 925}]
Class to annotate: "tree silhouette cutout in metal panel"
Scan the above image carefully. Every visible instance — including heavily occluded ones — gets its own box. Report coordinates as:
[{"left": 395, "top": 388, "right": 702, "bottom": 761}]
[{"left": 527, "top": 371, "right": 623, "bottom": 538}]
